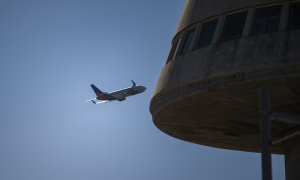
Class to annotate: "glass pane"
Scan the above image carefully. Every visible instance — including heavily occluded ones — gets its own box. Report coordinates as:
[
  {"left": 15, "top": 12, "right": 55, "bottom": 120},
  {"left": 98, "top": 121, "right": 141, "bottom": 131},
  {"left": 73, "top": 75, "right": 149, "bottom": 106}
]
[
  {"left": 221, "top": 11, "right": 247, "bottom": 39},
  {"left": 166, "top": 39, "right": 180, "bottom": 63},
  {"left": 266, "top": 18, "right": 279, "bottom": 32},
  {"left": 197, "top": 19, "right": 218, "bottom": 48},
  {"left": 251, "top": 5, "right": 282, "bottom": 35},
  {"left": 288, "top": 3, "right": 300, "bottom": 29},
  {"left": 180, "top": 30, "right": 195, "bottom": 55}
]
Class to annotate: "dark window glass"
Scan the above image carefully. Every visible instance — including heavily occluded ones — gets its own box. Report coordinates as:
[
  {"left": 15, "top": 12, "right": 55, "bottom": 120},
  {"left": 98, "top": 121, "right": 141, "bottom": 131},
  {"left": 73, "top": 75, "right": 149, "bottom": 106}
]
[
  {"left": 251, "top": 5, "right": 282, "bottom": 35},
  {"left": 288, "top": 3, "right": 300, "bottom": 29},
  {"left": 221, "top": 11, "right": 247, "bottom": 39},
  {"left": 180, "top": 29, "right": 195, "bottom": 55},
  {"left": 197, "top": 19, "right": 218, "bottom": 48},
  {"left": 166, "top": 38, "right": 180, "bottom": 63}
]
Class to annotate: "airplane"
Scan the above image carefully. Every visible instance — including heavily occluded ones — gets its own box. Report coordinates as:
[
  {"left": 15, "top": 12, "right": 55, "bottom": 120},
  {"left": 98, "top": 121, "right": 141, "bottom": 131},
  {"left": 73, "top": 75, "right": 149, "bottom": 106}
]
[{"left": 87, "top": 80, "right": 146, "bottom": 104}]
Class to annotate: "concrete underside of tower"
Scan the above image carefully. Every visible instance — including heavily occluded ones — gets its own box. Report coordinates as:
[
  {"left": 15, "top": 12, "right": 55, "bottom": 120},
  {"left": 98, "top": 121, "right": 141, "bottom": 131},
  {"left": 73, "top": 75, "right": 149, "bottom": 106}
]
[{"left": 151, "top": 72, "right": 300, "bottom": 154}]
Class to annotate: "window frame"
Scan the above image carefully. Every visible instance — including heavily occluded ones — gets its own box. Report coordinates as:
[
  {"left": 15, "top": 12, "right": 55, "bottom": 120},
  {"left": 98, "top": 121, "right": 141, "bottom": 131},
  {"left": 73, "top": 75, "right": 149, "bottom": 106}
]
[
  {"left": 196, "top": 18, "right": 219, "bottom": 48},
  {"left": 179, "top": 28, "right": 196, "bottom": 55},
  {"left": 251, "top": 5, "right": 282, "bottom": 35},
  {"left": 221, "top": 11, "right": 248, "bottom": 40},
  {"left": 166, "top": 37, "right": 182, "bottom": 64}
]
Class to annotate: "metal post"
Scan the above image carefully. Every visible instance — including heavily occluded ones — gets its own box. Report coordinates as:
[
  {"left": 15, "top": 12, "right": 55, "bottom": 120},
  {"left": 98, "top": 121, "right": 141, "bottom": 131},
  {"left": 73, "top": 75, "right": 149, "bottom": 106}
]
[{"left": 260, "top": 88, "right": 272, "bottom": 180}]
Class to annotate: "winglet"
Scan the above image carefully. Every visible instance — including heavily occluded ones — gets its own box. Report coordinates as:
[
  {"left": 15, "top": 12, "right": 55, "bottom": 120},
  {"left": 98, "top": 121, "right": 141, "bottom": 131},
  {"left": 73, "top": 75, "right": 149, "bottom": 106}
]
[
  {"left": 131, "top": 80, "right": 136, "bottom": 88},
  {"left": 91, "top": 100, "right": 96, "bottom": 104}
]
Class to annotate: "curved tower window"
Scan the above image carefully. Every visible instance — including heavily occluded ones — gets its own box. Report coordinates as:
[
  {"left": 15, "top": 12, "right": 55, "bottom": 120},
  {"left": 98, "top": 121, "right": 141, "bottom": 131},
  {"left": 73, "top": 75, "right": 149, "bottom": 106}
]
[
  {"left": 251, "top": 5, "right": 282, "bottom": 35},
  {"left": 166, "top": 38, "right": 181, "bottom": 64},
  {"left": 196, "top": 19, "right": 218, "bottom": 48},
  {"left": 180, "top": 29, "right": 195, "bottom": 55},
  {"left": 288, "top": 2, "right": 300, "bottom": 30},
  {"left": 221, "top": 11, "right": 247, "bottom": 40}
]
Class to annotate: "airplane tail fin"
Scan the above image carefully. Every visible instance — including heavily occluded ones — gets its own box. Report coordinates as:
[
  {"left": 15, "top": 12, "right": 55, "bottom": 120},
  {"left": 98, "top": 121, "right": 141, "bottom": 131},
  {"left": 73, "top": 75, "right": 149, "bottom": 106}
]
[{"left": 91, "top": 84, "right": 103, "bottom": 96}]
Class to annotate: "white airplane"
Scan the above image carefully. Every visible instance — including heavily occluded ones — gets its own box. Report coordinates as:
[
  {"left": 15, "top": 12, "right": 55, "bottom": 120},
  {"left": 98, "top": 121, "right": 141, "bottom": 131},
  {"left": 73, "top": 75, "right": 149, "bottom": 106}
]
[{"left": 87, "top": 80, "right": 146, "bottom": 104}]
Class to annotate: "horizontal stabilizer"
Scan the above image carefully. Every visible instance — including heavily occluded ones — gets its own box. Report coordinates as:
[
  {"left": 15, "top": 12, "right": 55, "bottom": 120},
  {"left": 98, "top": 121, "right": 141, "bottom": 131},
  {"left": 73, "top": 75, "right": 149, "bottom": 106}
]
[
  {"left": 86, "top": 98, "right": 107, "bottom": 104},
  {"left": 95, "top": 100, "right": 108, "bottom": 104},
  {"left": 86, "top": 98, "right": 96, "bottom": 102}
]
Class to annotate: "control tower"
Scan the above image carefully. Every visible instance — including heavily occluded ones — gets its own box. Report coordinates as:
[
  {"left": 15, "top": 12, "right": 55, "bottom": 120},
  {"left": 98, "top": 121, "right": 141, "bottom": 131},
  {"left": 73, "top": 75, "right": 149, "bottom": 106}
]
[{"left": 150, "top": 1, "right": 300, "bottom": 180}]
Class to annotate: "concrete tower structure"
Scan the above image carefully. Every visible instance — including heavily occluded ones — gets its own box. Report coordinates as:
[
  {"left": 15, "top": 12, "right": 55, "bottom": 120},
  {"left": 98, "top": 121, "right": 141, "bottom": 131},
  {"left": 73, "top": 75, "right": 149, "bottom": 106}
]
[{"left": 150, "top": 1, "right": 300, "bottom": 180}]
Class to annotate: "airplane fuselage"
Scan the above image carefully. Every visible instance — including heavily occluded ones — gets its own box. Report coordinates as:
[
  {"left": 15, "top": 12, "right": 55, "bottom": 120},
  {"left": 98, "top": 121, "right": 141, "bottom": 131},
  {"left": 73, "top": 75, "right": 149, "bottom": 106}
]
[
  {"left": 109, "top": 85, "right": 146, "bottom": 101},
  {"left": 90, "top": 81, "right": 146, "bottom": 103}
]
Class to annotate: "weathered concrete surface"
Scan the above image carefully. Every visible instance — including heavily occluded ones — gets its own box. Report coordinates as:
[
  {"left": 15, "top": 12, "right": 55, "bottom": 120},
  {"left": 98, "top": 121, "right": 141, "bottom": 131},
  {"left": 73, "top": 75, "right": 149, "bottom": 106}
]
[
  {"left": 285, "top": 134, "right": 300, "bottom": 180},
  {"left": 153, "top": 31, "right": 300, "bottom": 98},
  {"left": 151, "top": 74, "right": 300, "bottom": 153}
]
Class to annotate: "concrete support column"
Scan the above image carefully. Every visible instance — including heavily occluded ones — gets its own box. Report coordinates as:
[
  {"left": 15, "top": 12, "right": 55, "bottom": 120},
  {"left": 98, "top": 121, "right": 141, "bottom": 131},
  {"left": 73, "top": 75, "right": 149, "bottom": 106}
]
[
  {"left": 260, "top": 88, "right": 272, "bottom": 180},
  {"left": 242, "top": 8, "right": 255, "bottom": 36},
  {"left": 284, "top": 135, "right": 300, "bottom": 180},
  {"left": 279, "top": 3, "right": 289, "bottom": 31}
]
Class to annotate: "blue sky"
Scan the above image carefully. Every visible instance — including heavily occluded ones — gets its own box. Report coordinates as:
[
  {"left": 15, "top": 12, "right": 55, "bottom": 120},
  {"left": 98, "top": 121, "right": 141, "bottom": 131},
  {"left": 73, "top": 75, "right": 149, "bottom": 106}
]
[{"left": 0, "top": 1, "right": 285, "bottom": 180}]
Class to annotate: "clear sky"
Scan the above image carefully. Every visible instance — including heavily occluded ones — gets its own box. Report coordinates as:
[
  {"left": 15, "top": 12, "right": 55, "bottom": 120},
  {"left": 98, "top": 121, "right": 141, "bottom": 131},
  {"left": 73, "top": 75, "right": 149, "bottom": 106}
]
[{"left": 0, "top": 1, "right": 285, "bottom": 180}]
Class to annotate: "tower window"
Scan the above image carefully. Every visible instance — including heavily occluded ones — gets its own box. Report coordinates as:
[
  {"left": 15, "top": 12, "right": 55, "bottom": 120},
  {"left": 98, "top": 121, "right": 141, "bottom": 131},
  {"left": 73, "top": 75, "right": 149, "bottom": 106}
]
[
  {"left": 196, "top": 19, "right": 218, "bottom": 48},
  {"left": 180, "top": 29, "right": 195, "bottom": 55},
  {"left": 251, "top": 5, "right": 282, "bottom": 35},
  {"left": 221, "top": 11, "right": 247, "bottom": 40},
  {"left": 166, "top": 38, "right": 181, "bottom": 64},
  {"left": 288, "top": 3, "right": 300, "bottom": 30}
]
